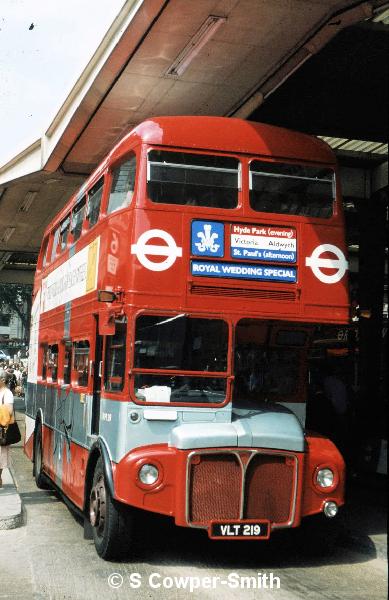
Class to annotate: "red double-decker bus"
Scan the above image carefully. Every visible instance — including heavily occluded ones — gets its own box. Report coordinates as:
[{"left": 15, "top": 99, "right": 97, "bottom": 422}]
[{"left": 25, "top": 117, "right": 349, "bottom": 559}]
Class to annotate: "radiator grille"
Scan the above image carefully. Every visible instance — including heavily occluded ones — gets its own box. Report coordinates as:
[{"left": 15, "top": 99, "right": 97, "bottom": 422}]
[
  {"left": 244, "top": 455, "right": 294, "bottom": 523},
  {"left": 189, "top": 454, "right": 241, "bottom": 523},
  {"left": 190, "top": 284, "right": 296, "bottom": 301},
  {"left": 188, "top": 452, "right": 295, "bottom": 526}
]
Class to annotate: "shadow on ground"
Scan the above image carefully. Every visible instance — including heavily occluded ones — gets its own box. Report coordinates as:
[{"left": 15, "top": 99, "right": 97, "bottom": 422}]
[{"left": 58, "top": 478, "right": 386, "bottom": 568}]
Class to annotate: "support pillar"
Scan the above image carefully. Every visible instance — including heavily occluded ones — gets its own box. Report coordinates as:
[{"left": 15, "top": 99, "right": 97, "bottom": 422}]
[{"left": 357, "top": 187, "right": 388, "bottom": 459}]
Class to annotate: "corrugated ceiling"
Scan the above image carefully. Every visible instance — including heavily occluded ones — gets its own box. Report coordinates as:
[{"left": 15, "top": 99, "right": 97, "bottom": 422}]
[{"left": 319, "top": 136, "right": 388, "bottom": 154}]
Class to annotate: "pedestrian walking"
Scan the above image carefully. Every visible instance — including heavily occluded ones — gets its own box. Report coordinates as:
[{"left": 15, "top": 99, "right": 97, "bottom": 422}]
[
  {"left": 5, "top": 366, "right": 17, "bottom": 393},
  {"left": 0, "top": 370, "right": 15, "bottom": 488},
  {"left": 14, "top": 364, "right": 22, "bottom": 386}
]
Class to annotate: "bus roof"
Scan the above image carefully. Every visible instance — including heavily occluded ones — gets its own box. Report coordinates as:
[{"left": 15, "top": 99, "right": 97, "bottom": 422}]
[
  {"left": 111, "top": 116, "right": 336, "bottom": 165},
  {"left": 44, "top": 116, "right": 336, "bottom": 235}
]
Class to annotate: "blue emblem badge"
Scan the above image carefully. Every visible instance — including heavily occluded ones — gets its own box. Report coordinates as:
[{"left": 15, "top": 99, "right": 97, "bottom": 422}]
[{"left": 191, "top": 221, "right": 224, "bottom": 257}]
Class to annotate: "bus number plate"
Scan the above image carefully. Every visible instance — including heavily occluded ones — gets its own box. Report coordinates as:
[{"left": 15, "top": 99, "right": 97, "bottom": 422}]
[{"left": 209, "top": 520, "right": 270, "bottom": 539}]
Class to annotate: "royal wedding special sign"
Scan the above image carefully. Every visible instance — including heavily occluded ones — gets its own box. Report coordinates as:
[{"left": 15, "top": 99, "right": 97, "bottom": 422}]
[
  {"left": 191, "top": 221, "right": 297, "bottom": 283},
  {"left": 191, "top": 260, "right": 297, "bottom": 283}
]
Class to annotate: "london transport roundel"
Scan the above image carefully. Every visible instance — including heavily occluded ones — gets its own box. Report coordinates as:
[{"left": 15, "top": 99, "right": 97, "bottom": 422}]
[
  {"left": 305, "top": 244, "right": 348, "bottom": 284},
  {"left": 131, "top": 229, "right": 183, "bottom": 272}
]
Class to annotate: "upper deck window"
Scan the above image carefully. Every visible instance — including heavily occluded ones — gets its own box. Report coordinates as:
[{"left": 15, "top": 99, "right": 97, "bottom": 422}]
[
  {"left": 59, "top": 215, "right": 71, "bottom": 252},
  {"left": 71, "top": 197, "right": 86, "bottom": 242},
  {"left": 87, "top": 178, "right": 104, "bottom": 229},
  {"left": 49, "top": 214, "right": 70, "bottom": 261},
  {"left": 50, "top": 227, "right": 60, "bottom": 262},
  {"left": 107, "top": 155, "right": 136, "bottom": 214},
  {"left": 147, "top": 150, "right": 239, "bottom": 209},
  {"left": 41, "top": 236, "right": 50, "bottom": 268},
  {"left": 249, "top": 161, "right": 335, "bottom": 218}
]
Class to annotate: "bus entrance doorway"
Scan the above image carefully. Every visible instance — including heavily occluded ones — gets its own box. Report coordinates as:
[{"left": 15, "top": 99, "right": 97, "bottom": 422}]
[{"left": 91, "top": 317, "right": 103, "bottom": 435}]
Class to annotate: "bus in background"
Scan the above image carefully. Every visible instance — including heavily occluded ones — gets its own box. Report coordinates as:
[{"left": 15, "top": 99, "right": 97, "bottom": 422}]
[{"left": 25, "top": 117, "right": 349, "bottom": 559}]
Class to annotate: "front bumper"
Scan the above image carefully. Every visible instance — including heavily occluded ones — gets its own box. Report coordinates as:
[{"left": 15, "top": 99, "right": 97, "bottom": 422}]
[{"left": 113, "top": 444, "right": 307, "bottom": 531}]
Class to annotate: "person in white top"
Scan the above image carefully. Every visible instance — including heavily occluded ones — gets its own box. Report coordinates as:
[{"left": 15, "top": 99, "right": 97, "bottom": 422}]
[
  {"left": 13, "top": 365, "right": 22, "bottom": 386},
  {"left": 0, "top": 370, "right": 14, "bottom": 488}
]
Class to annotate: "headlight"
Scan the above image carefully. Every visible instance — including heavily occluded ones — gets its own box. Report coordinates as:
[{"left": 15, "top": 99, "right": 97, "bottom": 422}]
[
  {"left": 139, "top": 463, "right": 159, "bottom": 485},
  {"left": 316, "top": 468, "right": 334, "bottom": 488}
]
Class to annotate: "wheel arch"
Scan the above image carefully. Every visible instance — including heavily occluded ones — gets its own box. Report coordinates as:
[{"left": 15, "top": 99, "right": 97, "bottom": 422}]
[{"left": 83, "top": 438, "right": 114, "bottom": 513}]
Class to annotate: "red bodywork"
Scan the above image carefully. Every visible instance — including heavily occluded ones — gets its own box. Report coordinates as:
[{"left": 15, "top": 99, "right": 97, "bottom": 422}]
[
  {"left": 26, "top": 117, "right": 348, "bottom": 534},
  {"left": 35, "top": 117, "right": 348, "bottom": 325},
  {"left": 29, "top": 427, "right": 345, "bottom": 529},
  {"left": 112, "top": 438, "right": 345, "bottom": 528}
]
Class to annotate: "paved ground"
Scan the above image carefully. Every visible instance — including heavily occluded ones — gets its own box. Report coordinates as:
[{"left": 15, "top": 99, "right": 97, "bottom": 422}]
[
  {"left": 0, "top": 408, "right": 387, "bottom": 600},
  {"left": 0, "top": 468, "right": 22, "bottom": 530}
]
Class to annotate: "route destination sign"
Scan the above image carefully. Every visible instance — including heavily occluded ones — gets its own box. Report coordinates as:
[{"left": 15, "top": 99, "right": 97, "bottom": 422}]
[{"left": 230, "top": 224, "right": 297, "bottom": 263}]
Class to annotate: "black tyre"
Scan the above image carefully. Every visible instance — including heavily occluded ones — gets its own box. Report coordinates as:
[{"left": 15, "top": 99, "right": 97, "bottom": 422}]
[
  {"left": 89, "top": 457, "right": 134, "bottom": 560},
  {"left": 33, "top": 424, "right": 49, "bottom": 489}
]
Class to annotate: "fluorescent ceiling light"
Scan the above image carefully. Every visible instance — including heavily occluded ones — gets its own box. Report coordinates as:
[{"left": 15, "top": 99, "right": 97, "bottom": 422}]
[
  {"left": 318, "top": 136, "right": 388, "bottom": 155},
  {"left": 166, "top": 15, "right": 227, "bottom": 77},
  {"left": 0, "top": 252, "right": 12, "bottom": 267},
  {"left": 44, "top": 178, "right": 62, "bottom": 185},
  {"left": 0, "top": 227, "right": 16, "bottom": 243},
  {"left": 372, "top": 7, "right": 389, "bottom": 24},
  {"left": 18, "top": 190, "right": 37, "bottom": 213}
]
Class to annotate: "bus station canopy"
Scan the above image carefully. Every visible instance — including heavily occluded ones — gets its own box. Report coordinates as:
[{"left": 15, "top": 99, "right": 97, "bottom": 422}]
[{"left": 0, "top": 0, "right": 387, "bottom": 279}]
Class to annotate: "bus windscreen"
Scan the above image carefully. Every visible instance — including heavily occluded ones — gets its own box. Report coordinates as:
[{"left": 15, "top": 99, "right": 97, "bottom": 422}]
[{"left": 133, "top": 314, "right": 228, "bottom": 404}]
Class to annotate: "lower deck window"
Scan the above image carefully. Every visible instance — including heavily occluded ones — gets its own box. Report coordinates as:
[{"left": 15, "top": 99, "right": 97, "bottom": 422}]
[
  {"left": 49, "top": 344, "right": 58, "bottom": 382},
  {"left": 104, "top": 318, "right": 127, "bottom": 392},
  {"left": 63, "top": 341, "right": 72, "bottom": 384},
  {"left": 74, "top": 341, "right": 90, "bottom": 387},
  {"left": 41, "top": 344, "right": 48, "bottom": 380}
]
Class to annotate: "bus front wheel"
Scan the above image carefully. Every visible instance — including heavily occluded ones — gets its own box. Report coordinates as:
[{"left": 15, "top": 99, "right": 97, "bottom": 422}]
[{"left": 89, "top": 457, "right": 133, "bottom": 560}]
